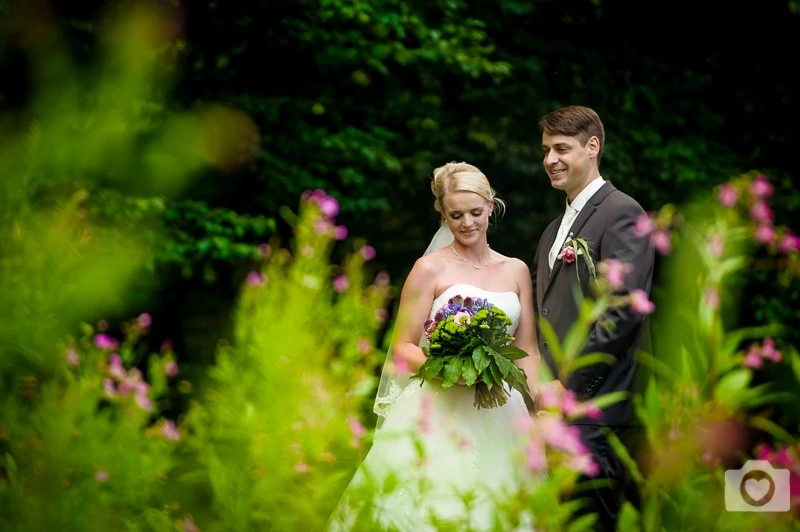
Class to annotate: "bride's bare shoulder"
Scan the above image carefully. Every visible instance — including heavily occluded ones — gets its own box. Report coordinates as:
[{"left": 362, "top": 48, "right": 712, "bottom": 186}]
[
  {"left": 410, "top": 250, "right": 450, "bottom": 276},
  {"left": 492, "top": 251, "right": 529, "bottom": 271}
]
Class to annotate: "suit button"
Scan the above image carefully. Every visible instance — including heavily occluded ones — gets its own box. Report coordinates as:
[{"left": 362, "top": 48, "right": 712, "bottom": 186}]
[
  {"left": 542, "top": 308, "right": 549, "bottom": 316},
  {"left": 543, "top": 341, "right": 549, "bottom": 349}
]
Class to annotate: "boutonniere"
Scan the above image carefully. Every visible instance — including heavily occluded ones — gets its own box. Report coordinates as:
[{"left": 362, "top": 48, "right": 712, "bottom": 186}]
[{"left": 557, "top": 236, "right": 597, "bottom": 282}]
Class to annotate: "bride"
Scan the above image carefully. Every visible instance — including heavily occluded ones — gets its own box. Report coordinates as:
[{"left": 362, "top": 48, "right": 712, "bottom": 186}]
[{"left": 328, "top": 162, "right": 542, "bottom": 531}]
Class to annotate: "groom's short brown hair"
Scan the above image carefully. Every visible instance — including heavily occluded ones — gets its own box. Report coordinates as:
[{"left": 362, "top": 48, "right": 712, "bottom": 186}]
[{"left": 539, "top": 105, "right": 606, "bottom": 165}]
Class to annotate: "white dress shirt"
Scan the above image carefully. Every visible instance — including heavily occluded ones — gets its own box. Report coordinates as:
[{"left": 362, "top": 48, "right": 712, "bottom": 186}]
[{"left": 548, "top": 177, "right": 606, "bottom": 269}]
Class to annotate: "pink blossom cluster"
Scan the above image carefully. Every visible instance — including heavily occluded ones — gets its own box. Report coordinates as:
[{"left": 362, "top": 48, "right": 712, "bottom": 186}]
[
  {"left": 302, "top": 189, "right": 348, "bottom": 241},
  {"left": 719, "top": 174, "right": 800, "bottom": 252},
  {"left": 634, "top": 212, "right": 672, "bottom": 254},
  {"left": 742, "top": 338, "right": 783, "bottom": 369},
  {"left": 517, "top": 413, "right": 599, "bottom": 477},
  {"left": 103, "top": 352, "right": 154, "bottom": 411},
  {"left": 595, "top": 258, "right": 656, "bottom": 314},
  {"left": 347, "top": 416, "right": 367, "bottom": 449},
  {"left": 514, "top": 383, "right": 603, "bottom": 476},
  {"left": 535, "top": 382, "right": 603, "bottom": 421},
  {"left": 755, "top": 443, "right": 800, "bottom": 509}
]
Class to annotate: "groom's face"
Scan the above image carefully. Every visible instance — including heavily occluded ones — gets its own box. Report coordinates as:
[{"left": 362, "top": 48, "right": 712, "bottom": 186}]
[{"left": 541, "top": 132, "right": 597, "bottom": 200}]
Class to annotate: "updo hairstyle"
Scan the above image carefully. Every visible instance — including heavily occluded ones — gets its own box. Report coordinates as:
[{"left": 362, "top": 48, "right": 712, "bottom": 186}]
[{"left": 430, "top": 161, "right": 506, "bottom": 220}]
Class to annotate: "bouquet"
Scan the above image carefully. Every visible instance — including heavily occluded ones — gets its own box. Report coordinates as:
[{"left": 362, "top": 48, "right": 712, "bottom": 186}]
[{"left": 412, "top": 294, "right": 532, "bottom": 409}]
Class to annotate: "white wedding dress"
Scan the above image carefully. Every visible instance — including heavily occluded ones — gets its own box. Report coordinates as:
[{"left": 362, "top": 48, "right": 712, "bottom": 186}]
[{"left": 328, "top": 284, "right": 535, "bottom": 531}]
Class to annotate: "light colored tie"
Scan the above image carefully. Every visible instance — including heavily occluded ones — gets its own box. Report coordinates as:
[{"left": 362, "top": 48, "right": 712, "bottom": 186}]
[{"left": 548, "top": 206, "right": 579, "bottom": 269}]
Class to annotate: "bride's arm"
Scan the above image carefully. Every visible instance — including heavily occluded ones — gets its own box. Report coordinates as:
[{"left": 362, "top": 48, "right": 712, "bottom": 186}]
[
  {"left": 511, "top": 260, "right": 542, "bottom": 401},
  {"left": 390, "top": 257, "right": 438, "bottom": 373}
]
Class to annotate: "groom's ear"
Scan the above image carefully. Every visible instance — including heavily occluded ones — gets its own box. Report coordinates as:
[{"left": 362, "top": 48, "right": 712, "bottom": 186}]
[{"left": 587, "top": 136, "right": 600, "bottom": 158}]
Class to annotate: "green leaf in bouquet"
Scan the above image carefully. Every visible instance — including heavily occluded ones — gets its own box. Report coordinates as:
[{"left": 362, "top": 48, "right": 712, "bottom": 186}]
[
  {"left": 494, "top": 344, "right": 528, "bottom": 361},
  {"left": 413, "top": 356, "right": 445, "bottom": 381},
  {"left": 472, "top": 346, "right": 491, "bottom": 373},
  {"left": 461, "top": 356, "right": 479, "bottom": 386},
  {"left": 487, "top": 358, "right": 504, "bottom": 384},
  {"left": 481, "top": 370, "right": 495, "bottom": 390},
  {"left": 442, "top": 357, "right": 463, "bottom": 388},
  {"left": 493, "top": 354, "right": 516, "bottom": 378}
]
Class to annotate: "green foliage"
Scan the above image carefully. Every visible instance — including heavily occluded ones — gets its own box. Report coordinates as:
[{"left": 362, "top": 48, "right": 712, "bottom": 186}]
[
  {"left": 176, "top": 195, "right": 393, "bottom": 530},
  {"left": 89, "top": 190, "right": 277, "bottom": 279},
  {"left": 0, "top": 316, "right": 184, "bottom": 531}
]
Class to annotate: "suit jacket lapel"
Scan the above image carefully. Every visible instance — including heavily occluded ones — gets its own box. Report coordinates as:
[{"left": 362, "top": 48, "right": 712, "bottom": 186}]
[
  {"left": 542, "top": 182, "right": 617, "bottom": 299},
  {"left": 537, "top": 219, "right": 560, "bottom": 310}
]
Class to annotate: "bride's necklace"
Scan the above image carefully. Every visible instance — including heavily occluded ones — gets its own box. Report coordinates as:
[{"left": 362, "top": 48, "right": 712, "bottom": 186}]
[{"left": 451, "top": 244, "right": 492, "bottom": 270}]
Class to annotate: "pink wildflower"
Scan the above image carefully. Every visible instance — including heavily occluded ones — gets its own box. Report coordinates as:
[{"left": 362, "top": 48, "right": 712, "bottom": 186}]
[
  {"left": 165, "top": 360, "right": 179, "bottom": 377},
  {"left": 755, "top": 224, "right": 776, "bottom": 245},
  {"left": 629, "top": 290, "right": 655, "bottom": 314},
  {"left": 568, "top": 453, "right": 600, "bottom": 477},
  {"left": 718, "top": 183, "right": 738, "bottom": 207},
  {"left": 524, "top": 440, "right": 548, "bottom": 472},
  {"left": 246, "top": 271, "right": 266, "bottom": 287},
  {"left": 761, "top": 338, "right": 782, "bottom": 363},
  {"left": 743, "top": 346, "right": 763, "bottom": 369},
  {"left": 356, "top": 338, "right": 371, "bottom": 354},
  {"left": 108, "top": 354, "right": 126, "bottom": 381},
  {"left": 333, "top": 275, "right": 349, "bottom": 292},
  {"left": 318, "top": 196, "right": 340, "bottom": 218},
  {"left": 136, "top": 393, "right": 154, "bottom": 411},
  {"left": 539, "top": 416, "right": 586, "bottom": 455},
  {"left": 295, "top": 462, "right": 311, "bottom": 474},
  {"left": 599, "top": 259, "right": 631, "bottom": 291},
  {"left": 582, "top": 402, "right": 603, "bottom": 420},
  {"left": 651, "top": 230, "right": 672, "bottom": 254},
  {"left": 97, "top": 319, "right": 109, "bottom": 332},
  {"left": 634, "top": 213, "right": 654, "bottom": 236},
  {"left": 95, "top": 470, "right": 109, "bottom": 483},
  {"left": 333, "top": 225, "right": 348, "bottom": 240},
  {"left": 779, "top": 232, "right": 800, "bottom": 253},
  {"left": 750, "top": 174, "right": 774, "bottom": 198},
  {"left": 65, "top": 348, "right": 79, "bottom": 367},
  {"left": 374, "top": 271, "right": 391, "bottom": 287},
  {"left": 360, "top": 245, "right": 376, "bottom": 261},
  {"left": 559, "top": 390, "right": 579, "bottom": 416},
  {"left": 258, "top": 243, "right": 271, "bottom": 258},
  {"left": 750, "top": 201, "right": 774, "bottom": 223},
  {"left": 161, "top": 420, "right": 182, "bottom": 441},
  {"left": 94, "top": 334, "right": 119, "bottom": 351},
  {"left": 137, "top": 313, "right": 152, "bottom": 329},
  {"left": 180, "top": 516, "right": 199, "bottom": 532},
  {"left": 103, "top": 378, "right": 116, "bottom": 398}
]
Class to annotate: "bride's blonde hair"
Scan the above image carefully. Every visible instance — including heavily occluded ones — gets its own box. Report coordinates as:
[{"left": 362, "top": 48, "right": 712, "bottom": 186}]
[{"left": 431, "top": 161, "right": 506, "bottom": 219}]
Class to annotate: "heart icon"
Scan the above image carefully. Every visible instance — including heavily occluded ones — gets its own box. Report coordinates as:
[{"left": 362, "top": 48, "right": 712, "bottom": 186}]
[{"left": 744, "top": 478, "right": 772, "bottom": 503}]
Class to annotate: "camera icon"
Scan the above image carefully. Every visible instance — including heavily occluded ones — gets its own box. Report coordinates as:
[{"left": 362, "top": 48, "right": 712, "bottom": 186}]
[{"left": 725, "top": 460, "right": 790, "bottom": 512}]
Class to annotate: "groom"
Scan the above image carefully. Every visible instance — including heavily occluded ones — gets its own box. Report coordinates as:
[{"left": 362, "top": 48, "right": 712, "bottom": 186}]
[{"left": 531, "top": 105, "right": 655, "bottom": 531}]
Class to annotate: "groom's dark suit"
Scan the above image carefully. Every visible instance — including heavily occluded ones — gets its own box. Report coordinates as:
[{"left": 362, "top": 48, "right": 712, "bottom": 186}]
[{"left": 532, "top": 181, "right": 655, "bottom": 529}]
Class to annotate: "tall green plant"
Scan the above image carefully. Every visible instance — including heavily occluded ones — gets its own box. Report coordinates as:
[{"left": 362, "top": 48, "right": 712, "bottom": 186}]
[{"left": 176, "top": 191, "right": 393, "bottom": 530}]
